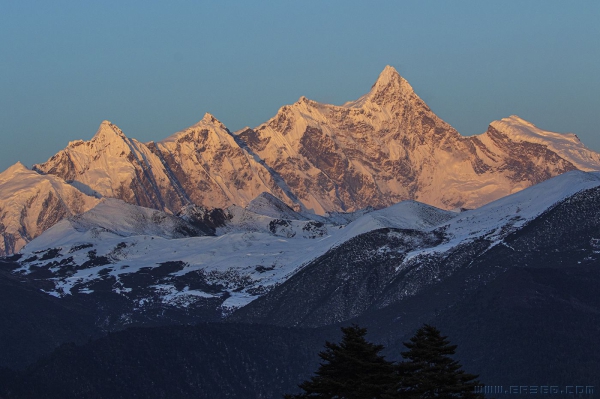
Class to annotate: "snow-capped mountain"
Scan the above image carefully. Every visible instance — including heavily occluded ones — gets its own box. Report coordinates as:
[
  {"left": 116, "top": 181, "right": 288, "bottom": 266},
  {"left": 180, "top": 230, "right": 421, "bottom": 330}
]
[
  {"left": 33, "top": 116, "right": 299, "bottom": 215},
  {"left": 33, "top": 121, "right": 190, "bottom": 213},
  {"left": 240, "top": 66, "right": 599, "bottom": 212},
  {"left": 149, "top": 113, "right": 297, "bottom": 210},
  {"left": 0, "top": 162, "right": 99, "bottom": 256}
]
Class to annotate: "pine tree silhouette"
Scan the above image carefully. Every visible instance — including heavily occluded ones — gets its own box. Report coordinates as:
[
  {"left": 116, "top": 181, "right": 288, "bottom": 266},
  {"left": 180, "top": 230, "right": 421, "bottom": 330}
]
[
  {"left": 285, "top": 324, "right": 396, "bottom": 399},
  {"left": 389, "top": 324, "right": 484, "bottom": 399}
]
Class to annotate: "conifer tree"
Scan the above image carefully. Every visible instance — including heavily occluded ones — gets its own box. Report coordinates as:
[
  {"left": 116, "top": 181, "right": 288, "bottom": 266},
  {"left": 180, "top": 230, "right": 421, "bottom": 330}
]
[
  {"left": 389, "top": 324, "right": 484, "bottom": 399},
  {"left": 285, "top": 324, "right": 396, "bottom": 399}
]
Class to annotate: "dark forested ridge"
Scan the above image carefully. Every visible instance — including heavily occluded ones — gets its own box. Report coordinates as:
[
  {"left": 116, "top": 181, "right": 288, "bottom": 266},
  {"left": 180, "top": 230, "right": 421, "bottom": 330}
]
[
  {"left": 0, "top": 260, "right": 100, "bottom": 370},
  {"left": 0, "top": 323, "right": 332, "bottom": 399},
  {"left": 432, "top": 265, "right": 600, "bottom": 389}
]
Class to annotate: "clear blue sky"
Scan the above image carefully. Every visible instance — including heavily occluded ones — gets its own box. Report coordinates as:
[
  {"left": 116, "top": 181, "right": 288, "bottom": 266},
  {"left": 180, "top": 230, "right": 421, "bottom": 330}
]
[{"left": 1, "top": 1, "right": 599, "bottom": 172}]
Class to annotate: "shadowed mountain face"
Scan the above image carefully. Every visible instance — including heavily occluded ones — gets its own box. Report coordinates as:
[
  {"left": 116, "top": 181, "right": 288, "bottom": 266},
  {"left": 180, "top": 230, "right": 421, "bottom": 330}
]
[{"left": 226, "top": 182, "right": 600, "bottom": 393}]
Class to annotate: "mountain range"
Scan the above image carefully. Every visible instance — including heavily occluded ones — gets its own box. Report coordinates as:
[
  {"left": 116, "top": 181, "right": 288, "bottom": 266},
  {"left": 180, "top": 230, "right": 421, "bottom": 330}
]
[{"left": 2, "top": 66, "right": 599, "bottom": 256}]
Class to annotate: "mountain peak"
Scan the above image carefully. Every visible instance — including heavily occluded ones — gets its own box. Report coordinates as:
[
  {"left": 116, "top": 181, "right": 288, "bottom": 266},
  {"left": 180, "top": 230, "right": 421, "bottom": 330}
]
[
  {"left": 161, "top": 113, "right": 232, "bottom": 145},
  {"left": 0, "top": 161, "right": 30, "bottom": 181},
  {"left": 195, "top": 113, "right": 228, "bottom": 131},
  {"left": 490, "top": 115, "right": 574, "bottom": 141},
  {"left": 202, "top": 112, "right": 217, "bottom": 123},
  {"left": 92, "top": 120, "right": 127, "bottom": 142},
  {"left": 487, "top": 115, "right": 600, "bottom": 171},
  {"left": 370, "top": 64, "right": 412, "bottom": 95},
  {"left": 493, "top": 115, "right": 535, "bottom": 129},
  {"left": 10, "top": 161, "right": 28, "bottom": 171},
  {"left": 343, "top": 65, "right": 414, "bottom": 108},
  {"left": 376, "top": 65, "right": 401, "bottom": 85}
]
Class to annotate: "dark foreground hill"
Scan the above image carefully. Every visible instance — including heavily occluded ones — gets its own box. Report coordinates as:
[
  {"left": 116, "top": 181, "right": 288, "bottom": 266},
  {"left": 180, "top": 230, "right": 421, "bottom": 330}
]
[{"left": 2, "top": 260, "right": 599, "bottom": 399}]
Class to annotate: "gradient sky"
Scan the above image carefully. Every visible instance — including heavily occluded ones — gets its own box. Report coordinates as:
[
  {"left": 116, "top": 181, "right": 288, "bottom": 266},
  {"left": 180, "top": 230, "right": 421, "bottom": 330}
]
[{"left": 1, "top": 1, "right": 599, "bottom": 172}]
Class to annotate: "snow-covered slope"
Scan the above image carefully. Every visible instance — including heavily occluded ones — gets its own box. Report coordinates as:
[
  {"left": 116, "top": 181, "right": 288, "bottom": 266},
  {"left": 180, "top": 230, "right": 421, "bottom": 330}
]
[
  {"left": 436, "top": 170, "right": 600, "bottom": 249},
  {"left": 15, "top": 192, "right": 452, "bottom": 313},
  {"left": 230, "top": 171, "right": 600, "bottom": 329},
  {"left": 329, "top": 200, "right": 454, "bottom": 247},
  {"left": 245, "top": 192, "right": 307, "bottom": 220},
  {"left": 17, "top": 212, "right": 332, "bottom": 310},
  {"left": 0, "top": 162, "right": 99, "bottom": 255},
  {"left": 389, "top": 170, "right": 600, "bottom": 272},
  {"left": 24, "top": 198, "right": 203, "bottom": 252}
]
